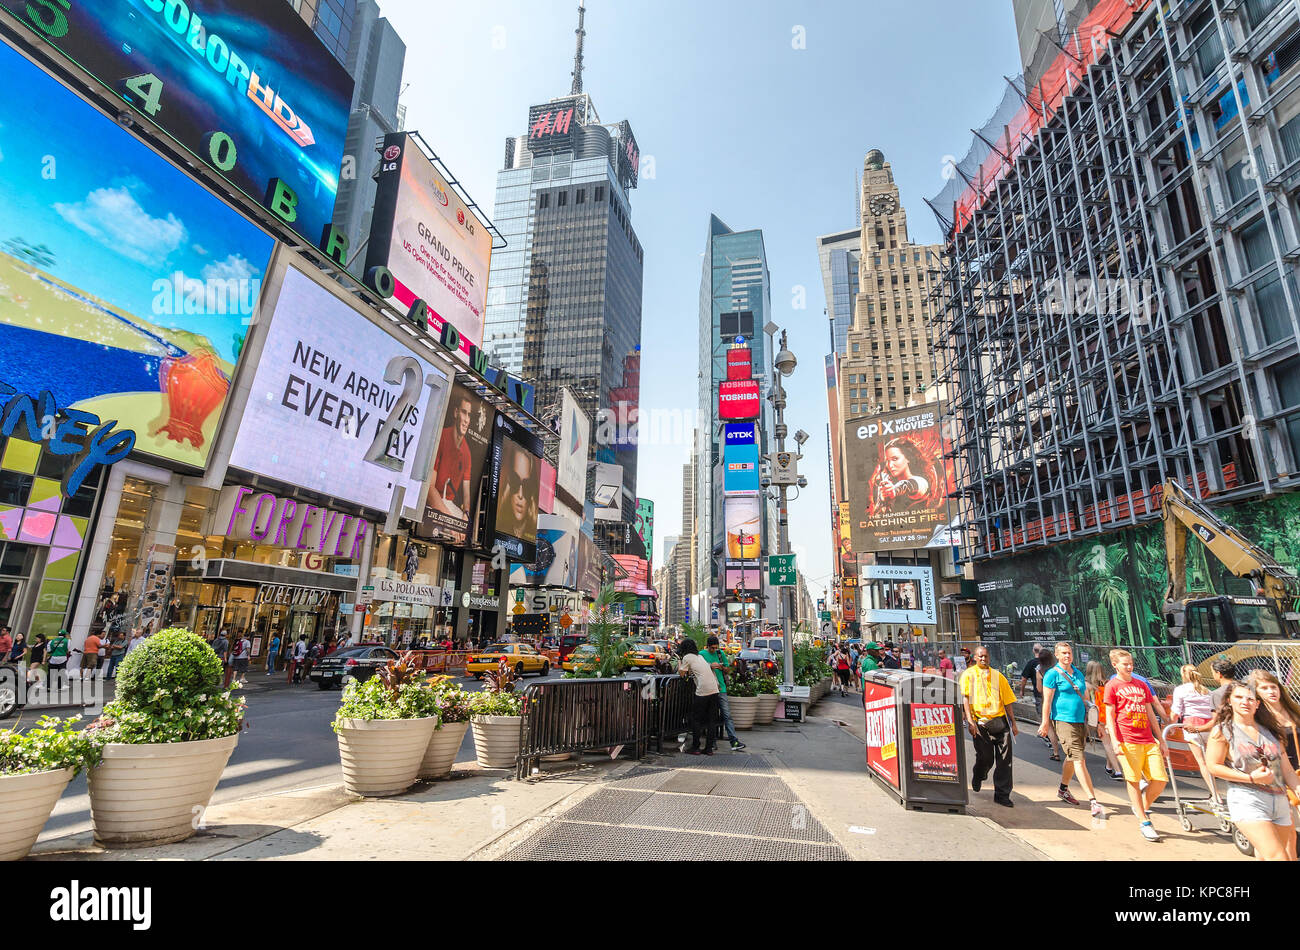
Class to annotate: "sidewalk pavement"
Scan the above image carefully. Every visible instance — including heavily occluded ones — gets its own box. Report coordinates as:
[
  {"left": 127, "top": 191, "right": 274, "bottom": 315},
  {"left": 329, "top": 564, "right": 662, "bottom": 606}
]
[
  {"left": 29, "top": 698, "right": 1046, "bottom": 862},
  {"left": 822, "top": 690, "right": 1250, "bottom": 861}
]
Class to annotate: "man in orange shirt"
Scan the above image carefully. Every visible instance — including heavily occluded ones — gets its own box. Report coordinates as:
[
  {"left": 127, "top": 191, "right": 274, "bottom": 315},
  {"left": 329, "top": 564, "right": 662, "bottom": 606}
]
[{"left": 79, "top": 631, "right": 103, "bottom": 676}]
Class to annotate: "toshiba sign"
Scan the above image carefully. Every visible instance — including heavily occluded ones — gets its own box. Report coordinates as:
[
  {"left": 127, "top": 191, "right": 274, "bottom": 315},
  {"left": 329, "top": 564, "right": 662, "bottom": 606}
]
[{"left": 718, "top": 379, "right": 761, "bottom": 420}]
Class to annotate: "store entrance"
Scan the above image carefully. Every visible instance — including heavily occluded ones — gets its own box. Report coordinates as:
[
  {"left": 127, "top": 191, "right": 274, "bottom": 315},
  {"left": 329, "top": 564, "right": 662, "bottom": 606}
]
[{"left": 0, "top": 579, "right": 20, "bottom": 628}]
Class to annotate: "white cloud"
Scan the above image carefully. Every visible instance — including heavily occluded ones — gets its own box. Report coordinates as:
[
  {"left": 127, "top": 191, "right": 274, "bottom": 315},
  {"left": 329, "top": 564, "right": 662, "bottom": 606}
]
[
  {"left": 54, "top": 186, "right": 187, "bottom": 266},
  {"left": 201, "top": 254, "right": 258, "bottom": 283}
]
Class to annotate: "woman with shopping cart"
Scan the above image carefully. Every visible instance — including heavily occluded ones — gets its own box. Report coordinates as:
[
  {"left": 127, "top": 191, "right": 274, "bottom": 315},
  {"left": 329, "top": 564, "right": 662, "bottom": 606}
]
[{"left": 1205, "top": 682, "right": 1300, "bottom": 861}]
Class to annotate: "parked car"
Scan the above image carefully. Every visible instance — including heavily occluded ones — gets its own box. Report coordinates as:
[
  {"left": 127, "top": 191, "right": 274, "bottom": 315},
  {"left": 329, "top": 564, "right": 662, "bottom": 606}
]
[
  {"left": 0, "top": 661, "right": 24, "bottom": 720},
  {"left": 310, "top": 646, "right": 399, "bottom": 690},
  {"left": 466, "top": 642, "right": 550, "bottom": 678},
  {"left": 737, "top": 648, "right": 779, "bottom": 675}
]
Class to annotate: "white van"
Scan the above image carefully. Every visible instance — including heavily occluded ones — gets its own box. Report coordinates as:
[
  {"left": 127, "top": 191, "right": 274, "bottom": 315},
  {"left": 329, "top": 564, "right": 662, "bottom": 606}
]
[{"left": 750, "top": 636, "right": 785, "bottom": 654}]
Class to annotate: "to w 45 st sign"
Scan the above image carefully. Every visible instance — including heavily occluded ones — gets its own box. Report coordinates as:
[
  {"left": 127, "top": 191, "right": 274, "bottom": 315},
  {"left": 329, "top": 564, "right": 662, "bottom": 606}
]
[{"left": 769, "top": 554, "right": 797, "bottom": 587}]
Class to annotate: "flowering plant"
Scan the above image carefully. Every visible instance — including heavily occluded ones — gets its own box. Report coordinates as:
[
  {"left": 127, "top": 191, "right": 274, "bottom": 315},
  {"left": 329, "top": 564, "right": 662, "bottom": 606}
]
[
  {"left": 90, "top": 627, "right": 245, "bottom": 744},
  {"left": 423, "top": 677, "right": 473, "bottom": 725},
  {"left": 332, "top": 665, "right": 437, "bottom": 732},
  {"left": 0, "top": 716, "right": 100, "bottom": 776},
  {"left": 469, "top": 689, "right": 525, "bottom": 718}
]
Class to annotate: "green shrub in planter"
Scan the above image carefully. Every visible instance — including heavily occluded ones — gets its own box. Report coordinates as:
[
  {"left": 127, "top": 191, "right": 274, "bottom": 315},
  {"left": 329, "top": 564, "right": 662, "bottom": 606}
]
[
  {"left": 332, "top": 674, "right": 434, "bottom": 731},
  {"left": 0, "top": 717, "right": 99, "bottom": 775},
  {"left": 752, "top": 675, "right": 780, "bottom": 695},
  {"left": 93, "top": 628, "right": 244, "bottom": 745},
  {"left": 469, "top": 690, "right": 525, "bottom": 718},
  {"left": 425, "top": 681, "right": 473, "bottom": 724},
  {"left": 727, "top": 677, "right": 760, "bottom": 698}
]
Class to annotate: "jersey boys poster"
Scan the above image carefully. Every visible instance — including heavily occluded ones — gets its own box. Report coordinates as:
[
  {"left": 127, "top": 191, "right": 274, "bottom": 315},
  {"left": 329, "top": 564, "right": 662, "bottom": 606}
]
[{"left": 845, "top": 404, "right": 955, "bottom": 552}]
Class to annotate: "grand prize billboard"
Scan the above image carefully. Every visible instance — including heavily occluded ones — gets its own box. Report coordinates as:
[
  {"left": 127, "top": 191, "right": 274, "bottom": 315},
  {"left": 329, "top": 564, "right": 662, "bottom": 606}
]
[
  {"left": 2, "top": 0, "right": 354, "bottom": 245},
  {"left": 845, "top": 404, "right": 956, "bottom": 552},
  {"left": 229, "top": 266, "right": 449, "bottom": 513},
  {"left": 419, "top": 383, "right": 496, "bottom": 547},
  {"left": 366, "top": 133, "right": 493, "bottom": 358},
  {"left": 488, "top": 414, "right": 544, "bottom": 562},
  {"left": 0, "top": 39, "right": 274, "bottom": 469}
]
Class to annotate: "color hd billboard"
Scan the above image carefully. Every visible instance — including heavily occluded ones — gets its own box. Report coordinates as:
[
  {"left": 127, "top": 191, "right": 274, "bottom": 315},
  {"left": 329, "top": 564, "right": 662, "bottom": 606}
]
[
  {"left": 0, "top": 38, "right": 274, "bottom": 470},
  {"left": 1, "top": 0, "right": 354, "bottom": 244}
]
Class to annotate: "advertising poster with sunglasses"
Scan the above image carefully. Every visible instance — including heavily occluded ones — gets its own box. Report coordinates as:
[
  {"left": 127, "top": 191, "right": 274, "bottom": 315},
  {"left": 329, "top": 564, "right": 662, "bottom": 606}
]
[
  {"left": 419, "top": 383, "right": 496, "bottom": 546},
  {"left": 488, "top": 415, "right": 544, "bottom": 562}
]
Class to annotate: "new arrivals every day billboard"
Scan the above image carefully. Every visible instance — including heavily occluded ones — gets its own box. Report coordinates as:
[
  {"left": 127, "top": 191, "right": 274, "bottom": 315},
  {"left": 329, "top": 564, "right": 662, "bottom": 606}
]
[
  {"left": 366, "top": 133, "right": 494, "bottom": 359},
  {"left": 2, "top": 0, "right": 354, "bottom": 245},
  {"left": 228, "top": 265, "right": 449, "bottom": 514},
  {"left": 844, "top": 404, "right": 956, "bottom": 552},
  {"left": 0, "top": 39, "right": 274, "bottom": 470}
]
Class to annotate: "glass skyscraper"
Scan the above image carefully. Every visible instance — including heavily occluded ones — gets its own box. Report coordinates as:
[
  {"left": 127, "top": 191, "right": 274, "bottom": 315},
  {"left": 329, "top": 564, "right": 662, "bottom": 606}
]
[{"left": 486, "top": 95, "right": 644, "bottom": 517}]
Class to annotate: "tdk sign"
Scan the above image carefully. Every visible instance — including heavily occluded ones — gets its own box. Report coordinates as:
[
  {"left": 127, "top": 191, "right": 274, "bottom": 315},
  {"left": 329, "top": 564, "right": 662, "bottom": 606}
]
[{"left": 725, "top": 423, "right": 757, "bottom": 446}]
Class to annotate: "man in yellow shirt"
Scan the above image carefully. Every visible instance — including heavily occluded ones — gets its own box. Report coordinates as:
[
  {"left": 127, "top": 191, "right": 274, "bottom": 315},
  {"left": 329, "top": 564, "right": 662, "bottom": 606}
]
[{"left": 960, "top": 646, "right": 1020, "bottom": 807}]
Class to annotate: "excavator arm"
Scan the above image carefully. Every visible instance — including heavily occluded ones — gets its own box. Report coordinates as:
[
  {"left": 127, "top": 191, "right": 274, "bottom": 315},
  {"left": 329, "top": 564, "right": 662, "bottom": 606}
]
[{"left": 1162, "top": 479, "right": 1300, "bottom": 625}]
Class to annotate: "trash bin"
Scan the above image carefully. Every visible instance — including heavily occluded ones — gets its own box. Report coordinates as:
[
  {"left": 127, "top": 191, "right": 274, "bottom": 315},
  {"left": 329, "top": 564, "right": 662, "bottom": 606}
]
[{"left": 862, "top": 670, "right": 968, "bottom": 814}]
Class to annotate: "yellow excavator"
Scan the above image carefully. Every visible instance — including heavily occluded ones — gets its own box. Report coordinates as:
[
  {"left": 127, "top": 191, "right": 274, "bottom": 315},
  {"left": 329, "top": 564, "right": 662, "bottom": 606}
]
[{"left": 1162, "top": 479, "right": 1300, "bottom": 641}]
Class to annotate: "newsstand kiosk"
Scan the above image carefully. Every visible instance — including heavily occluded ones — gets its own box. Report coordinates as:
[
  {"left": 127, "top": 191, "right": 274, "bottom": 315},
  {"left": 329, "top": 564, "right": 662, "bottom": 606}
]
[{"left": 861, "top": 670, "right": 969, "bottom": 814}]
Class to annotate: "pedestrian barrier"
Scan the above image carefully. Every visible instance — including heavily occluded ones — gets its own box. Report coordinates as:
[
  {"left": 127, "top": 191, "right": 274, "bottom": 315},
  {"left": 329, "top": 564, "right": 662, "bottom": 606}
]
[
  {"left": 515, "top": 676, "right": 650, "bottom": 780},
  {"left": 402, "top": 650, "right": 471, "bottom": 674},
  {"left": 649, "top": 673, "right": 694, "bottom": 752}
]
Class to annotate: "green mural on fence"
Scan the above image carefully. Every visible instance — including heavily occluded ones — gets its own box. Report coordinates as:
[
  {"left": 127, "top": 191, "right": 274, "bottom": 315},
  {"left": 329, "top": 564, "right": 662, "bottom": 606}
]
[{"left": 975, "top": 492, "right": 1300, "bottom": 646}]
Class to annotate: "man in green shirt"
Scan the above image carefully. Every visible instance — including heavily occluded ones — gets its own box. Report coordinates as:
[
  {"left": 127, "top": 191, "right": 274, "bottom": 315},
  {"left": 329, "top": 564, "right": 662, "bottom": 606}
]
[
  {"left": 703, "top": 635, "right": 746, "bottom": 751},
  {"left": 860, "top": 641, "right": 883, "bottom": 676}
]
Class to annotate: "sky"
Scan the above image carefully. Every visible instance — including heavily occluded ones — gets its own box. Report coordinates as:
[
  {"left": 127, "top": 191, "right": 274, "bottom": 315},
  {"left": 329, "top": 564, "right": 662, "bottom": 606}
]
[{"left": 382, "top": 0, "right": 1023, "bottom": 602}]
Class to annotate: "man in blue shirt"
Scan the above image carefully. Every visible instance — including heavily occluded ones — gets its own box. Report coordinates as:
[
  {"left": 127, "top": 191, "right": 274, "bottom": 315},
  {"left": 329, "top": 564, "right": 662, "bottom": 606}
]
[{"left": 1040, "top": 641, "right": 1102, "bottom": 818}]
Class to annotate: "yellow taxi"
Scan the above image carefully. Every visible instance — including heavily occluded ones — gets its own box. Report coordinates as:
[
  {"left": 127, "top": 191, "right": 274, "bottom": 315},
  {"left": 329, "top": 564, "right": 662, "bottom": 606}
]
[
  {"left": 466, "top": 642, "right": 550, "bottom": 678},
  {"left": 624, "top": 641, "right": 671, "bottom": 671},
  {"left": 562, "top": 644, "right": 600, "bottom": 673}
]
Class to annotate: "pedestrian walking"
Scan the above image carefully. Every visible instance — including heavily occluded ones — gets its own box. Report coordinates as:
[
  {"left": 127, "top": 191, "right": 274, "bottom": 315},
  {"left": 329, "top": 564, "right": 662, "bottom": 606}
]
[
  {"left": 1018, "top": 644, "right": 1045, "bottom": 716},
  {"left": 1209, "top": 658, "right": 1238, "bottom": 710},
  {"left": 290, "top": 635, "right": 308, "bottom": 684},
  {"left": 1035, "top": 649, "right": 1065, "bottom": 761},
  {"left": 46, "top": 630, "right": 71, "bottom": 680},
  {"left": 859, "top": 641, "right": 882, "bottom": 678},
  {"left": 677, "top": 638, "right": 721, "bottom": 755},
  {"left": 104, "top": 631, "right": 127, "bottom": 679},
  {"left": 937, "top": 650, "right": 955, "bottom": 680},
  {"left": 1205, "top": 681, "right": 1300, "bottom": 861},
  {"left": 77, "top": 631, "right": 102, "bottom": 678},
  {"left": 27, "top": 633, "right": 47, "bottom": 673},
  {"left": 956, "top": 647, "right": 972, "bottom": 675},
  {"left": 849, "top": 642, "right": 862, "bottom": 691},
  {"left": 125, "top": 628, "right": 147, "bottom": 655},
  {"left": 701, "top": 635, "right": 745, "bottom": 751},
  {"left": 211, "top": 627, "right": 230, "bottom": 674},
  {"left": 960, "top": 646, "right": 1018, "bottom": 808},
  {"left": 0, "top": 625, "right": 11, "bottom": 660},
  {"left": 1040, "top": 642, "right": 1103, "bottom": 818},
  {"left": 1171, "top": 664, "right": 1223, "bottom": 811},
  {"left": 267, "top": 632, "right": 282, "bottom": 675},
  {"left": 226, "top": 632, "right": 251, "bottom": 686},
  {"left": 833, "top": 646, "right": 853, "bottom": 696},
  {"left": 881, "top": 645, "right": 901, "bottom": 670},
  {"left": 1086, "top": 660, "right": 1124, "bottom": 781},
  {"left": 1104, "top": 649, "right": 1169, "bottom": 842},
  {"left": 8, "top": 632, "right": 26, "bottom": 665}
]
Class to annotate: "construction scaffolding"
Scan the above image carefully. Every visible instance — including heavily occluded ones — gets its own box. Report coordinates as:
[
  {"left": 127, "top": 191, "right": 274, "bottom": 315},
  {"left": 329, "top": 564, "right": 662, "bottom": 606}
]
[{"left": 931, "top": 0, "right": 1300, "bottom": 563}]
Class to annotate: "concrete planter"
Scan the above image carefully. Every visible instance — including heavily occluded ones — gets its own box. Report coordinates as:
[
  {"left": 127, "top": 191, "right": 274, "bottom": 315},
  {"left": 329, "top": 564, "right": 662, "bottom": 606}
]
[
  {"left": 418, "top": 720, "right": 469, "bottom": 781},
  {"left": 337, "top": 717, "right": 438, "bottom": 798},
  {"left": 471, "top": 715, "right": 524, "bottom": 769},
  {"left": 727, "top": 694, "right": 760, "bottom": 730},
  {"left": 0, "top": 768, "right": 73, "bottom": 861},
  {"left": 756, "top": 693, "right": 780, "bottom": 724},
  {"left": 89, "top": 734, "right": 238, "bottom": 848}
]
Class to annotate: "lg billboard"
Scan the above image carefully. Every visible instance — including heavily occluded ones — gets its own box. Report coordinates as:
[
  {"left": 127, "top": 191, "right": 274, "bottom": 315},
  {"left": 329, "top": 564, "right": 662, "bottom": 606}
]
[{"left": 366, "top": 132, "right": 494, "bottom": 360}]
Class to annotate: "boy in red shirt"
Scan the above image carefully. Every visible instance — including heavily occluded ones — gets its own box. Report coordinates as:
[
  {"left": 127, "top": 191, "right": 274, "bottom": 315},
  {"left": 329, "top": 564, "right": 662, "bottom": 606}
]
[{"left": 1103, "top": 649, "right": 1169, "bottom": 841}]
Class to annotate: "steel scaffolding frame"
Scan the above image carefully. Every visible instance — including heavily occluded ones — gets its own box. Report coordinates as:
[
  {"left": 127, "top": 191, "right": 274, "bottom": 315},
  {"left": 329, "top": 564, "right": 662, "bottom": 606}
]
[{"left": 935, "top": 0, "right": 1300, "bottom": 563}]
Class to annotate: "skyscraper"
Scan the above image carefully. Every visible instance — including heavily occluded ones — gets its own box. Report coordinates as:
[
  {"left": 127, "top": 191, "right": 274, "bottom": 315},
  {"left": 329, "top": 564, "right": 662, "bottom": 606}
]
[
  {"left": 818, "top": 228, "right": 860, "bottom": 358},
  {"left": 485, "top": 2, "right": 644, "bottom": 517},
  {"left": 698, "top": 216, "right": 776, "bottom": 626},
  {"left": 288, "top": 0, "right": 356, "bottom": 65}
]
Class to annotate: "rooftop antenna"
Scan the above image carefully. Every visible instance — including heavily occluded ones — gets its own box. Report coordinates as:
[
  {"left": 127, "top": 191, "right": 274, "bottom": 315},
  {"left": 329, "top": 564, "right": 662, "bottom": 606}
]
[{"left": 570, "top": 0, "right": 587, "bottom": 96}]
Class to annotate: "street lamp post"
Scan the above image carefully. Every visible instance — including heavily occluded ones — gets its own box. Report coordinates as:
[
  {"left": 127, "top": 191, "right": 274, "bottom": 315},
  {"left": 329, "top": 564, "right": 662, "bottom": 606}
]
[{"left": 768, "top": 327, "right": 798, "bottom": 690}]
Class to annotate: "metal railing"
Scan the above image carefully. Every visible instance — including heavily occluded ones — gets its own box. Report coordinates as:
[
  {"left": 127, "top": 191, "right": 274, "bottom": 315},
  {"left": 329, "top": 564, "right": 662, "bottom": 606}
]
[
  {"left": 648, "top": 673, "right": 694, "bottom": 753},
  {"left": 515, "top": 676, "right": 649, "bottom": 780},
  {"left": 1184, "top": 640, "right": 1300, "bottom": 698}
]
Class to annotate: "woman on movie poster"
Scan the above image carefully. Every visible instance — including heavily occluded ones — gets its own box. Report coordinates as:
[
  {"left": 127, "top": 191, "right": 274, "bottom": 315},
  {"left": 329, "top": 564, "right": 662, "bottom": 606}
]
[{"left": 868, "top": 435, "right": 943, "bottom": 515}]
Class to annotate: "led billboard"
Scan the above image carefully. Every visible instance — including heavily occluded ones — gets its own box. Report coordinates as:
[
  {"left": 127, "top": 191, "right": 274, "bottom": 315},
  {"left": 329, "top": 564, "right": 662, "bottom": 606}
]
[
  {"left": 2, "top": 0, "right": 354, "bottom": 244},
  {"left": 488, "top": 414, "right": 544, "bottom": 562},
  {"left": 725, "top": 561, "right": 762, "bottom": 592},
  {"left": 724, "top": 442, "right": 760, "bottom": 494},
  {"left": 726, "top": 347, "right": 753, "bottom": 381},
  {"left": 0, "top": 39, "right": 274, "bottom": 470},
  {"left": 844, "top": 404, "right": 956, "bottom": 552},
  {"left": 718, "top": 379, "right": 760, "bottom": 421},
  {"left": 724, "top": 495, "right": 762, "bottom": 560},
  {"left": 419, "top": 382, "right": 496, "bottom": 546},
  {"left": 510, "top": 512, "right": 581, "bottom": 588},
  {"left": 556, "top": 388, "right": 591, "bottom": 509},
  {"left": 365, "top": 133, "right": 493, "bottom": 359},
  {"left": 228, "top": 265, "right": 449, "bottom": 513},
  {"left": 528, "top": 98, "right": 581, "bottom": 155},
  {"left": 635, "top": 499, "right": 654, "bottom": 560}
]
